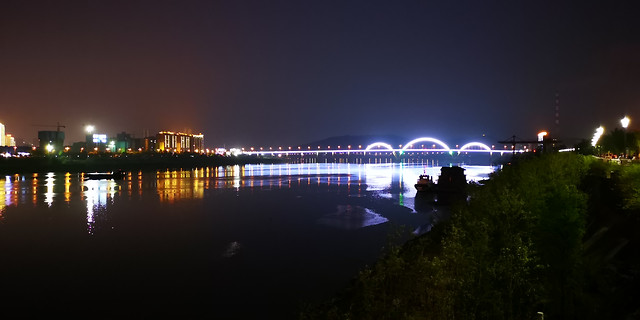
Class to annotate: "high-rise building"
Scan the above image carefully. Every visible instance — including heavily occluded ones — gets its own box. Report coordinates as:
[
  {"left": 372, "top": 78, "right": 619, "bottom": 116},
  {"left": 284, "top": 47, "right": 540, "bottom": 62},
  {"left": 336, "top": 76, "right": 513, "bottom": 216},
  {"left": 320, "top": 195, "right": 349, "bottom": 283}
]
[
  {"left": 156, "top": 131, "right": 204, "bottom": 153},
  {"left": 0, "top": 122, "right": 5, "bottom": 146},
  {"left": 38, "top": 130, "right": 65, "bottom": 153}
]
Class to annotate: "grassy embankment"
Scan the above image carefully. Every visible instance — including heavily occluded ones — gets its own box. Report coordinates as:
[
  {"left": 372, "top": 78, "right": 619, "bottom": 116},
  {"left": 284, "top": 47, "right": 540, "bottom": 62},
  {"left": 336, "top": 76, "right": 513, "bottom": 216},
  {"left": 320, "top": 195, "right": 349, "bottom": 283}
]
[
  {"left": 0, "top": 153, "right": 282, "bottom": 175},
  {"left": 303, "top": 152, "right": 640, "bottom": 320}
]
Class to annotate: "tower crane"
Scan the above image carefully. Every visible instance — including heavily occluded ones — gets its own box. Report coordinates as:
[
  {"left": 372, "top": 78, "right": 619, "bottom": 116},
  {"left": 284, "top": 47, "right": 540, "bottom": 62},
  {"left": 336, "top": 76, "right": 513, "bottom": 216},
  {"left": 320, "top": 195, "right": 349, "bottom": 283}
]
[
  {"left": 32, "top": 122, "right": 66, "bottom": 132},
  {"left": 498, "top": 135, "right": 560, "bottom": 154}
]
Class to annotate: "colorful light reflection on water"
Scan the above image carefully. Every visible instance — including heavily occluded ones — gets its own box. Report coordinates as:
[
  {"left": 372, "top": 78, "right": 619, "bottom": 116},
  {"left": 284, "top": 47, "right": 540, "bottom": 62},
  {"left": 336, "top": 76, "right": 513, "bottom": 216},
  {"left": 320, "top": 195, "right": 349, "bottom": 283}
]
[
  {"left": 0, "top": 163, "right": 496, "bottom": 318},
  {"left": 0, "top": 163, "right": 496, "bottom": 224}
]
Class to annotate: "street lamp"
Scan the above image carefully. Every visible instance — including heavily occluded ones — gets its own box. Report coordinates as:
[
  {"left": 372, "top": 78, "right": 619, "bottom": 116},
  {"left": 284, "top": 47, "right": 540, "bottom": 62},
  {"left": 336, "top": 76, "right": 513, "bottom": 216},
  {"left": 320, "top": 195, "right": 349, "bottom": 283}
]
[
  {"left": 621, "top": 116, "right": 630, "bottom": 129},
  {"left": 621, "top": 116, "right": 630, "bottom": 157},
  {"left": 85, "top": 125, "right": 96, "bottom": 152},
  {"left": 592, "top": 126, "right": 604, "bottom": 147}
]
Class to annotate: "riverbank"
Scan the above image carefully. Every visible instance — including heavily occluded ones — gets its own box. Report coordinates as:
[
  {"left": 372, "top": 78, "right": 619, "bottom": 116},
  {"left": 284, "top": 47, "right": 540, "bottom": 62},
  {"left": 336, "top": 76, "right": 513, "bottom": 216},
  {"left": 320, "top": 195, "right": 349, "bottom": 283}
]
[
  {"left": 0, "top": 153, "right": 284, "bottom": 175},
  {"left": 303, "top": 152, "right": 640, "bottom": 319}
]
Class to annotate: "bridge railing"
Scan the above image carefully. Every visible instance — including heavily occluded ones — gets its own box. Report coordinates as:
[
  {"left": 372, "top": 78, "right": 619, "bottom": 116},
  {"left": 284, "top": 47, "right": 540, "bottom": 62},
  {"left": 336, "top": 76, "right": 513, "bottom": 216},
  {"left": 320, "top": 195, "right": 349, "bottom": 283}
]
[{"left": 241, "top": 148, "right": 521, "bottom": 156}]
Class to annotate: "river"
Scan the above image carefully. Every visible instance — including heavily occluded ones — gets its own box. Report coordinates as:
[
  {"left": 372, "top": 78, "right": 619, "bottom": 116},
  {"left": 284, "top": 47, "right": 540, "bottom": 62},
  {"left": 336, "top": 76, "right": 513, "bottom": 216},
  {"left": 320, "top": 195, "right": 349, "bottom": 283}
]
[{"left": 0, "top": 162, "right": 495, "bottom": 318}]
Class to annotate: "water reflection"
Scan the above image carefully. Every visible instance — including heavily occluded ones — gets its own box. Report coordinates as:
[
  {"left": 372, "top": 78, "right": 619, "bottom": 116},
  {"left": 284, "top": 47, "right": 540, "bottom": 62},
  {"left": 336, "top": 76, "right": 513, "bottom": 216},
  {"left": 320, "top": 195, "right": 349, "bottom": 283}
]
[
  {"left": 83, "top": 179, "right": 119, "bottom": 235},
  {"left": 0, "top": 164, "right": 498, "bottom": 209},
  {"left": 44, "top": 172, "right": 55, "bottom": 207},
  {"left": 156, "top": 169, "right": 205, "bottom": 203},
  {"left": 0, "top": 163, "right": 496, "bottom": 233},
  {"left": 1, "top": 175, "right": 14, "bottom": 216},
  {"left": 64, "top": 172, "right": 72, "bottom": 203}
]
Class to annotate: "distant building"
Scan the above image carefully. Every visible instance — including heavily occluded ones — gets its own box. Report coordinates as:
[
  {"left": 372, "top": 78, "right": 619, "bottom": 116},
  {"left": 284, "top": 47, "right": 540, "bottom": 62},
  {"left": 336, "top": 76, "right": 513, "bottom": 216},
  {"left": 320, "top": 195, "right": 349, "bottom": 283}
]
[
  {"left": 38, "top": 130, "right": 65, "bottom": 153},
  {"left": 0, "top": 123, "right": 5, "bottom": 146},
  {"left": 71, "top": 141, "right": 87, "bottom": 153},
  {"left": 156, "top": 131, "right": 204, "bottom": 153},
  {"left": 144, "top": 136, "right": 157, "bottom": 152},
  {"left": 115, "top": 132, "right": 132, "bottom": 152},
  {"left": 5, "top": 134, "right": 15, "bottom": 147}
]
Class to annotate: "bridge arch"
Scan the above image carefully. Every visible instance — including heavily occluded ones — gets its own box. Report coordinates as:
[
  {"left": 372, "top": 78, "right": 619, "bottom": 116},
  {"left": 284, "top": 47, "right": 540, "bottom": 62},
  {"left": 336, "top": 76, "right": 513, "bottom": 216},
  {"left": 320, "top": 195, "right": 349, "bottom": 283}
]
[
  {"left": 459, "top": 142, "right": 492, "bottom": 151},
  {"left": 401, "top": 137, "right": 450, "bottom": 151},
  {"left": 365, "top": 142, "right": 395, "bottom": 152}
]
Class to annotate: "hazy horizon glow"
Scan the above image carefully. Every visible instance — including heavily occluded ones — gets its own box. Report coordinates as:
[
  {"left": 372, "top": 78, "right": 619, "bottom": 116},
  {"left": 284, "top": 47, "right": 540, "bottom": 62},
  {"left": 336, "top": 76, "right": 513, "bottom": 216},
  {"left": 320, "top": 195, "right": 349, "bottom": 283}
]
[{"left": 1, "top": 1, "right": 638, "bottom": 147}]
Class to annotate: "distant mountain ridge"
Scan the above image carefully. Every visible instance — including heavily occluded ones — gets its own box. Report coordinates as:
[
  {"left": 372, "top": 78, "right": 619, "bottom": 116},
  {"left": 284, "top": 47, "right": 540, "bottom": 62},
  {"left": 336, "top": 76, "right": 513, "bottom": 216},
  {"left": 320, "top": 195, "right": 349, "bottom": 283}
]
[{"left": 301, "top": 135, "right": 410, "bottom": 149}]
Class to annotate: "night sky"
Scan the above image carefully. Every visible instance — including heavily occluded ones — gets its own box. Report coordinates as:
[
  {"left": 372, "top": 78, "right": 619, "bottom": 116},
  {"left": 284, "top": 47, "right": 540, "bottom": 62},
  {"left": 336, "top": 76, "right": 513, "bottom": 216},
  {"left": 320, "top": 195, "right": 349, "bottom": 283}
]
[{"left": 1, "top": 1, "right": 639, "bottom": 147}]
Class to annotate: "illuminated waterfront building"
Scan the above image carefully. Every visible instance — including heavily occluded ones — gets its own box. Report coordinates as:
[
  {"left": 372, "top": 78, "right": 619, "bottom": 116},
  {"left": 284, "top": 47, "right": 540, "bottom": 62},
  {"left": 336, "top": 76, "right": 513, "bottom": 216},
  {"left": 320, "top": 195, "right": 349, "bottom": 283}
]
[
  {"left": 0, "top": 123, "right": 5, "bottom": 146},
  {"left": 156, "top": 131, "right": 204, "bottom": 153},
  {"left": 5, "top": 134, "right": 15, "bottom": 147}
]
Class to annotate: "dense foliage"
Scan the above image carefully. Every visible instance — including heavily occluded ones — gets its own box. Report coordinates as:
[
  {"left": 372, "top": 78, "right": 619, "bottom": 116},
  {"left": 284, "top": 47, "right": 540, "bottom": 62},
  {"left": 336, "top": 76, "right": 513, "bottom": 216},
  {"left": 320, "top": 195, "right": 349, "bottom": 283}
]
[{"left": 303, "top": 153, "right": 640, "bottom": 320}]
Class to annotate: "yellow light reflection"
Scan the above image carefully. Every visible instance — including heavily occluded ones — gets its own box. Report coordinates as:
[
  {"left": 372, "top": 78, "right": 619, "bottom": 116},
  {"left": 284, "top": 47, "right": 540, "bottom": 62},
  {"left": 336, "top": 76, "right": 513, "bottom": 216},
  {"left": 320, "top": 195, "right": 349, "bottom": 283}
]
[
  {"left": 1, "top": 176, "right": 10, "bottom": 214},
  {"left": 64, "top": 172, "right": 71, "bottom": 203},
  {"left": 32, "top": 175, "right": 38, "bottom": 205},
  {"left": 156, "top": 169, "right": 205, "bottom": 203}
]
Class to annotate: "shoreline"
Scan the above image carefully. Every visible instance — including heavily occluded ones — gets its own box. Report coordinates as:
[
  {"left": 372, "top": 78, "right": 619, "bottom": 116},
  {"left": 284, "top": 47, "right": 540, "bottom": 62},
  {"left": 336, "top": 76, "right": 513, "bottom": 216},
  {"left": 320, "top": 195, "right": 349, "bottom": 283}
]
[{"left": 0, "top": 153, "right": 284, "bottom": 175}]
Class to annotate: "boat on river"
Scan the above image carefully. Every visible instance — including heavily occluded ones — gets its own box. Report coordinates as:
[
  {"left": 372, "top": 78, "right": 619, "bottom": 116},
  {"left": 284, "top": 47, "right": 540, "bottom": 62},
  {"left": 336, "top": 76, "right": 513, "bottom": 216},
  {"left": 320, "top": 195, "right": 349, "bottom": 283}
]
[
  {"left": 84, "top": 170, "right": 126, "bottom": 180},
  {"left": 415, "top": 166, "right": 467, "bottom": 194},
  {"left": 436, "top": 166, "right": 467, "bottom": 194},
  {"left": 414, "top": 174, "right": 436, "bottom": 192},
  {"left": 415, "top": 166, "right": 467, "bottom": 205}
]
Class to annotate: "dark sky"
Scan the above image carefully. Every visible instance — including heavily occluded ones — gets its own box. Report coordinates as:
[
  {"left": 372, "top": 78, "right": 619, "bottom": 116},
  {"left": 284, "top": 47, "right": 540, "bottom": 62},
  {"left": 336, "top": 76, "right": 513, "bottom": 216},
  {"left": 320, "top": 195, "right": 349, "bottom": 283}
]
[{"left": 1, "top": 0, "right": 639, "bottom": 147}]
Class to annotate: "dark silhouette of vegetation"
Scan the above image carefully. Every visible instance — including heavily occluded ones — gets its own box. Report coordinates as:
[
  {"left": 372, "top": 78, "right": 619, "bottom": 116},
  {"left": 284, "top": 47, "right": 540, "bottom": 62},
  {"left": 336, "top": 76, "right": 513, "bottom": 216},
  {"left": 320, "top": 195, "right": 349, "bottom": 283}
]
[
  {"left": 595, "top": 128, "right": 639, "bottom": 157},
  {"left": 302, "top": 153, "right": 640, "bottom": 319}
]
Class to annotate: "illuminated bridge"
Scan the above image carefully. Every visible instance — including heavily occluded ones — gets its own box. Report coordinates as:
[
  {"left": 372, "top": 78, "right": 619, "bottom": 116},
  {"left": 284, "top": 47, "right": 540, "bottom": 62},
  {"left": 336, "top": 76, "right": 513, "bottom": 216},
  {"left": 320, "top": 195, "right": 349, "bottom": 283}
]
[{"left": 241, "top": 137, "right": 530, "bottom": 156}]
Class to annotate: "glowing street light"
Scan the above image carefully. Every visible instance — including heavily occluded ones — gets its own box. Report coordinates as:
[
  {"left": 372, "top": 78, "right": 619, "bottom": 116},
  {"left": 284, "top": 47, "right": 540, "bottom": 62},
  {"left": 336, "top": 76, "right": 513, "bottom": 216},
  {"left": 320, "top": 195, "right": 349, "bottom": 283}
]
[
  {"left": 591, "top": 126, "right": 604, "bottom": 147},
  {"left": 85, "top": 125, "right": 95, "bottom": 134},
  {"left": 537, "top": 131, "right": 548, "bottom": 142},
  {"left": 621, "top": 116, "right": 630, "bottom": 156},
  {"left": 621, "top": 116, "right": 630, "bottom": 129}
]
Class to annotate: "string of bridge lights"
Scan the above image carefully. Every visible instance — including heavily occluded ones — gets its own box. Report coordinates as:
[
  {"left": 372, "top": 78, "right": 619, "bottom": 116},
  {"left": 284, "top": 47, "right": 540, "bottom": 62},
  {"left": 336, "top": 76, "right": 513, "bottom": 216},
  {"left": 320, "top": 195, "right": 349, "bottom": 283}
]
[{"left": 240, "top": 137, "right": 528, "bottom": 155}]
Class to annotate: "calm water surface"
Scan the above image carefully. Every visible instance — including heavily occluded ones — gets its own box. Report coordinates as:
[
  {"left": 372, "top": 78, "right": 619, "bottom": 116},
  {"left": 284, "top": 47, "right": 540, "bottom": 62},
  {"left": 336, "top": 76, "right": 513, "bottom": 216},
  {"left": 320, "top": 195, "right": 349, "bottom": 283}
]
[{"left": 0, "top": 163, "right": 494, "bottom": 318}]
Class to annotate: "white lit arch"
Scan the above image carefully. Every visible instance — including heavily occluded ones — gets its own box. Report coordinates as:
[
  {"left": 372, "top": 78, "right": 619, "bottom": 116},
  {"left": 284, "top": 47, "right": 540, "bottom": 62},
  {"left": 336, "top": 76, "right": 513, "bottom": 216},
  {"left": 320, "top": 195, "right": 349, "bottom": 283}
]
[
  {"left": 401, "top": 137, "right": 450, "bottom": 151},
  {"left": 365, "top": 142, "right": 395, "bottom": 152},
  {"left": 459, "top": 142, "right": 492, "bottom": 151}
]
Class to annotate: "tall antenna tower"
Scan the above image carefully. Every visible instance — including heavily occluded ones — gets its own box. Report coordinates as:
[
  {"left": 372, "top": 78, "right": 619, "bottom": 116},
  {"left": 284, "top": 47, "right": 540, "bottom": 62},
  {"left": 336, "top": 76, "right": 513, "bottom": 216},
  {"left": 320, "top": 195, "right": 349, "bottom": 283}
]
[{"left": 554, "top": 91, "right": 560, "bottom": 138}]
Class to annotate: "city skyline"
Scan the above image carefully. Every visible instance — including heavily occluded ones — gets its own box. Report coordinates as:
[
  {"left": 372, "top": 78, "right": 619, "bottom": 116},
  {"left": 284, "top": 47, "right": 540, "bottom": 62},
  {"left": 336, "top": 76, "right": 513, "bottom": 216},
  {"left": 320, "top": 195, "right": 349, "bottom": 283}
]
[{"left": 1, "top": 1, "right": 639, "bottom": 146}]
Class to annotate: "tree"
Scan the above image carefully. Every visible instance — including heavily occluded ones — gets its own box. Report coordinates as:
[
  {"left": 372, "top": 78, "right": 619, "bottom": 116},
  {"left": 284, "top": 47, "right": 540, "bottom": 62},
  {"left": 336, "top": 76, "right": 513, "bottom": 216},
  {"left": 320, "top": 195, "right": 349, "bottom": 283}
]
[
  {"left": 307, "top": 153, "right": 592, "bottom": 320},
  {"left": 600, "top": 128, "right": 638, "bottom": 156}
]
